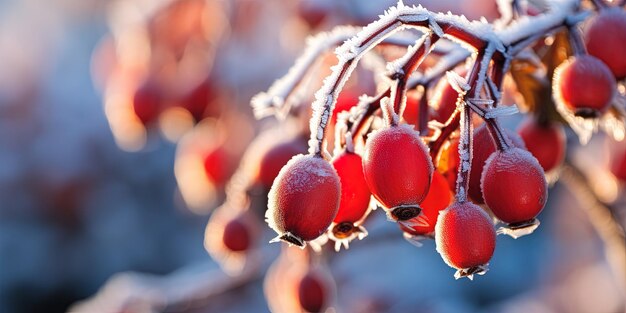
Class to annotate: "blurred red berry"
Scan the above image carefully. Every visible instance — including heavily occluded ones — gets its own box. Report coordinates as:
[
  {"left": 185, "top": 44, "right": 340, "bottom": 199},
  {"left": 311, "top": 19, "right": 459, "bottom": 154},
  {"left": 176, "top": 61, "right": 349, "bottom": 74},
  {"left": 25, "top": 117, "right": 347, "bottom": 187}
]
[
  {"left": 585, "top": 8, "right": 626, "bottom": 79},
  {"left": 517, "top": 118, "right": 566, "bottom": 172},
  {"left": 554, "top": 55, "right": 615, "bottom": 118}
]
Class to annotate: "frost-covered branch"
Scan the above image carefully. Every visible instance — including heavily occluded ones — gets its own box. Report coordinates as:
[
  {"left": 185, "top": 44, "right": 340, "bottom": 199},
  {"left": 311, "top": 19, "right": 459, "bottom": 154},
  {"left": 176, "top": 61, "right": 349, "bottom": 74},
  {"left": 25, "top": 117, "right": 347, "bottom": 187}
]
[
  {"left": 254, "top": 0, "right": 588, "bottom": 158},
  {"left": 388, "top": 32, "right": 440, "bottom": 118},
  {"left": 306, "top": 1, "right": 511, "bottom": 156},
  {"left": 251, "top": 26, "right": 420, "bottom": 119}
]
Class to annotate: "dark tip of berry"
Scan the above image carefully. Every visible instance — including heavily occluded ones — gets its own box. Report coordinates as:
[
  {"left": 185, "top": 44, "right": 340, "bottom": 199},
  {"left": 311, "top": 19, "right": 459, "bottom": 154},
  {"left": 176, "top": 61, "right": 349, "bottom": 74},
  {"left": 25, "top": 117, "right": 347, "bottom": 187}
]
[
  {"left": 280, "top": 233, "right": 305, "bottom": 247},
  {"left": 574, "top": 108, "right": 601, "bottom": 118},
  {"left": 456, "top": 265, "right": 487, "bottom": 279},
  {"left": 332, "top": 222, "right": 356, "bottom": 239},
  {"left": 507, "top": 218, "right": 539, "bottom": 230},
  {"left": 391, "top": 205, "right": 421, "bottom": 221}
]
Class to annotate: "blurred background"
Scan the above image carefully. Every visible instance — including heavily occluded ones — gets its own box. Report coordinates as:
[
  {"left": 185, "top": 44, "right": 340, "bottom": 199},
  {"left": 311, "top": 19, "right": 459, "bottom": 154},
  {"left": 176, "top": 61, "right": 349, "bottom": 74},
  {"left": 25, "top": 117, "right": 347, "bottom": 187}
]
[{"left": 0, "top": 0, "right": 624, "bottom": 312}]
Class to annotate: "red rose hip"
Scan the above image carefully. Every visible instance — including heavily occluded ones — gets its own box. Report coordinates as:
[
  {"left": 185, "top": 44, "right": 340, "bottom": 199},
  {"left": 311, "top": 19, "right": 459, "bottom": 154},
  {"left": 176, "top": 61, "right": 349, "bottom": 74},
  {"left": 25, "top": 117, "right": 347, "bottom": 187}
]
[
  {"left": 329, "top": 150, "right": 371, "bottom": 249},
  {"left": 553, "top": 55, "right": 616, "bottom": 118},
  {"left": 435, "top": 201, "right": 496, "bottom": 279},
  {"left": 363, "top": 125, "right": 433, "bottom": 222},
  {"left": 585, "top": 8, "right": 626, "bottom": 79},
  {"left": 468, "top": 124, "right": 526, "bottom": 204},
  {"left": 267, "top": 154, "right": 341, "bottom": 247},
  {"left": 517, "top": 118, "right": 566, "bottom": 172},
  {"left": 481, "top": 147, "right": 547, "bottom": 236}
]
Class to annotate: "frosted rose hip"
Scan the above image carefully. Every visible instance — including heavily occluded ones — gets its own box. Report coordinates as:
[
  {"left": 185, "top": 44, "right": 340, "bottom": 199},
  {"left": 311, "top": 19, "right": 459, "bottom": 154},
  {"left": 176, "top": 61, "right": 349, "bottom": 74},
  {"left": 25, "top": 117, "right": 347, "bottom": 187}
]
[
  {"left": 267, "top": 154, "right": 341, "bottom": 246},
  {"left": 467, "top": 124, "right": 526, "bottom": 204},
  {"left": 481, "top": 147, "right": 547, "bottom": 225},
  {"left": 553, "top": 55, "right": 615, "bottom": 118},
  {"left": 436, "top": 201, "right": 496, "bottom": 278},
  {"left": 363, "top": 125, "right": 433, "bottom": 221}
]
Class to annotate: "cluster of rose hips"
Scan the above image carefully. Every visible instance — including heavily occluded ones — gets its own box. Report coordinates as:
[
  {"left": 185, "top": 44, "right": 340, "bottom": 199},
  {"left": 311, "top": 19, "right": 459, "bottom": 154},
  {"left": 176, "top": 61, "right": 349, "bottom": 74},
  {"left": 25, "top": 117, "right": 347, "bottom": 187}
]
[
  {"left": 93, "top": 0, "right": 626, "bottom": 311},
  {"left": 256, "top": 1, "right": 626, "bottom": 282}
]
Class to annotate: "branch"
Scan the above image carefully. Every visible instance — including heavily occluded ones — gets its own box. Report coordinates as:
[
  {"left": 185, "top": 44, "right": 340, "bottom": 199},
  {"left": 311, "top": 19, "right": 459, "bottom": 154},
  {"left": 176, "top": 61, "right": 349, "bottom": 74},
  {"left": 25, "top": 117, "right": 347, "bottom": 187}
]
[
  {"left": 250, "top": 26, "right": 420, "bottom": 119},
  {"left": 68, "top": 260, "right": 263, "bottom": 313},
  {"left": 306, "top": 2, "right": 508, "bottom": 156}
]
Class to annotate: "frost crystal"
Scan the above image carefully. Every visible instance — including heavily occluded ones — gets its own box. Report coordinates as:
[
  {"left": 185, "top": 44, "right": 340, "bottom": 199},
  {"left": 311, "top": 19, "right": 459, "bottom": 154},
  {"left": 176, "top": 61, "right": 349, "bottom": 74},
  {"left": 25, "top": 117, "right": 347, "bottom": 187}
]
[
  {"left": 446, "top": 71, "right": 470, "bottom": 93},
  {"left": 484, "top": 105, "right": 519, "bottom": 119}
]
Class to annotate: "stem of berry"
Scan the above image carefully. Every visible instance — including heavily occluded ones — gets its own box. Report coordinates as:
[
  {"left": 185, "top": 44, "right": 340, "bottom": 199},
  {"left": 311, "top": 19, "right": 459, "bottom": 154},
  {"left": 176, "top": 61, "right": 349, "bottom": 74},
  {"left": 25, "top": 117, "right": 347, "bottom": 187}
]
[
  {"left": 454, "top": 52, "right": 486, "bottom": 203},
  {"left": 350, "top": 48, "right": 471, "bottom": 143},
  {"left": 430, "top": 111, "right": 460, "bottom": 161},
  {"left": 389, "top": 32, "right": 441, "bottom": 117},
  {"left": 567, "top": 25, "right": 587, "bottom": 56},
  {"left": 483, "top": 58, "right": 514, "bottom": 152},
  {"left": 306, "top": 3, "right": 506, "bottom": 156},
  {"left": 455, "top": 100, "right": 473, "bottom": 203},
  {"left": 418, "top": 86, "right": 430, "bottom": 135},
  {"left": 350, "top": 90, "right": 389, "bottom": 141}
]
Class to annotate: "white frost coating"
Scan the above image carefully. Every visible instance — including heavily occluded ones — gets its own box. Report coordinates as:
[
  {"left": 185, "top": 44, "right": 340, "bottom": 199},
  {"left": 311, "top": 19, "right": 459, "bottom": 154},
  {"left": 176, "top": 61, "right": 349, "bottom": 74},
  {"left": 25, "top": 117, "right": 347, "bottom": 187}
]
[
  {"left": 428, "top": 16, "right": 444, "bottom": 37},
  {"left": 497, "top": 0, "right": 578, "bottom": 45},
  {"left": 432, "top": 10, "right": 505, "bottom": 53},
  {"left": 446, "top": 71, "right": 470, "bottom": 93},
  {"left": 484, "top": 104, "right": 519, "bottom": 119},
  {"left": 386, "top": 60, "right": 406, "bottom": 77},
  {"left": 468, "top": 98, "right": 495, "bottom": 106},
  {"left": 301, "top": 0, "right": 584, "bottom": 155},
  {"left": 408, "top": 47, "right": 471, "bottom": 87},
  {"left": 379, "top": 97, "right": 400, "bottom": 126},
  {"left": 251, "top": 26, "right": 362, "bottom": 119},
  {"left": 473, "top": 44, "right": 497, "bottom": 96},
  {"left": 389, "top": 33, "right": 433, "bottom": 77}
]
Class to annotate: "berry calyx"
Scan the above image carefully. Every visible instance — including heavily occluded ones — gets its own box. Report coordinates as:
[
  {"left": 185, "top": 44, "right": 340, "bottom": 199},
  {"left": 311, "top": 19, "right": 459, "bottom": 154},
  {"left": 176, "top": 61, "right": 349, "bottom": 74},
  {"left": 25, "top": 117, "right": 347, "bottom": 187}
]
[
  {"left": 517, "top": 117, "right": 566, "bottom": 172},
  {"left": 400, "top": 170, "right": 452, "bottom": 239},
  {"left": 435, "top": 201, "right": 496, "bottom": 279},
  {"left": 267, "top": 154, "right": 341, "bottom": 247},
  {"left": 467, "top": 124, "right": 526, "bottom": 204},
  {"left": 328, "top": 150, "right": 371, "bottom": 250},
  {"left": 585, "top": 8, "right": 626, "bottom": 79},
  {"left": 553, "top": 55, "right": 616, "bottom": 118},
  {"left": 362, "top": 125, "right": 433, "bottom": 222},
  {"left": 481, "top": 147, "right": 547, "bottom": 237}
]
